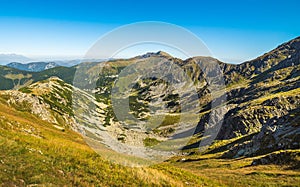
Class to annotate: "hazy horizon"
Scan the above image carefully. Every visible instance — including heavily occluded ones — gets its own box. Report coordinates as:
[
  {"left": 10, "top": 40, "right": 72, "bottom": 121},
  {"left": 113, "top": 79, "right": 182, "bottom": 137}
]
[{"left": 1, "top": 0, "right": 300, "bottom": 64}]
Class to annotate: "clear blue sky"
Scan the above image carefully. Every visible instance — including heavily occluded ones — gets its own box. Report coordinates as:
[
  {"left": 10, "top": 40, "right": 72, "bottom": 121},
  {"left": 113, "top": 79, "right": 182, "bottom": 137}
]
[{"left": 0, "top": 0, "right": 300, "bottom": 63}]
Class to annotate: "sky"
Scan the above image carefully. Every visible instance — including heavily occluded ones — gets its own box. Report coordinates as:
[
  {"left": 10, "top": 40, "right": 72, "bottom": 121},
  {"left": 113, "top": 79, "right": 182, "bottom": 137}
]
[{"left": 0, "top": 0, "right": 300, "bottom": 63}]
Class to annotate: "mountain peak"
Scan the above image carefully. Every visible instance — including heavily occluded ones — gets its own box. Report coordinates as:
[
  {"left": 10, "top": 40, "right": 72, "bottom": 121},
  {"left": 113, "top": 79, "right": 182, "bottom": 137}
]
[
  {"left": 137, "top": 51, "right": 173, "bottom": 59},
  {"left": 156, "top": 51, "right": 172, "bottom": 57},
  {"left": 278, "top": 36, "right": 300, "bottom": 51},
  {"left": 234, "top": 36, "right": 300, "bottom": 78}
]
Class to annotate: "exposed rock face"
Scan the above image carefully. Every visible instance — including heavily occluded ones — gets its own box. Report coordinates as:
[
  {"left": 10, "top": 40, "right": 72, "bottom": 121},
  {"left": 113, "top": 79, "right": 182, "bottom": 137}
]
[
  {"left": 223, "top": 102, "right": 300, "bottom": 158},
  {"left": 179, "top": 37, "right": 300, "bottom": 157},
  {"left": 251, "top": 150, "right": 300, "bottom": 168},
  {"left": 0, "top": 90, "right": 57, "bottom": 123},
  {"left": 215, "top": 37, "right": 300, "bottom": 157}
]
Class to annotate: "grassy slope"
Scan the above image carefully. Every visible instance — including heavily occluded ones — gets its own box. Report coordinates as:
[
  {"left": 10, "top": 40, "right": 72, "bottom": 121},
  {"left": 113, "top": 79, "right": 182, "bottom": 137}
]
[
  {"left": 0, "top": 96, "right": 222, "bottom": 186},
  {"left": 171, "top": 154, "right": 300, "bottom": 187},
  {"left": 169, "top": 137, "right": 300, "bottom": 187},
  {"left": 0, "top": 97, "right": 299, "bottom": 186}
]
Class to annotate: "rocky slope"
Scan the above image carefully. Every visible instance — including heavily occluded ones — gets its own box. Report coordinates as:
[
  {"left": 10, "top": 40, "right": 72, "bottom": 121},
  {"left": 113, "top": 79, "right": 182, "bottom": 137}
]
[
  {"left": 0, "top": 77, "right": 77, "bottom": 131},
  {"left": 76, "top": 37, "right": 300, "bottom": 160},
  {"left": 0, "top": 37, "right": 299, "bottom": 164},
  {"left": 212, "top": 37, "right": 300, "bottom": 157}
]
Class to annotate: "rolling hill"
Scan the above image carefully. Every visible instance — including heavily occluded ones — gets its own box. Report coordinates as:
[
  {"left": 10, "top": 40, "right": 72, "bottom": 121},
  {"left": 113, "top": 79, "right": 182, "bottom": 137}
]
[{"left": 0, "top": 65, "right": 76, "bottom": 90}]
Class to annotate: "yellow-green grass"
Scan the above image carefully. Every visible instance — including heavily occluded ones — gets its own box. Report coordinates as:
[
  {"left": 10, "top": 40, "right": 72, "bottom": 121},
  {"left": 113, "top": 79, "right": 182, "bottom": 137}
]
[
  {"left": 168, "top": 137, "right": 300, "bottom": 187},
  {"left": 4, "top": 73, "right": 32, "bottom": 80},
  {"left": 0, "top": 94, "right": 299, "bottom": 186},
  {"left": 171, "top": 156, "right": 300, "bottom": 187},
  {"left": 170, "top": 132, "right": 300, "bottom": 186},
  {"left": 252, "top": 87, "right": 300, "bottom": 105},
  {"left": 0, "top": 101, "right": 218, "bottom": 186}
]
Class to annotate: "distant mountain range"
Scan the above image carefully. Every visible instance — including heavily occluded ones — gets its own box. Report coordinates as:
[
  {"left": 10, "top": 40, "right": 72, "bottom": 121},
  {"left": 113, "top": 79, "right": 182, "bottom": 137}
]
[
  {"left": 0, "top": 54, "right": 32, "bottom": 64},
  {"left": 6, "top": 61, "right": 60, "bottom": 72},
  {"left": 1, "top": 55, "right": 108, "bottom": 72}
]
